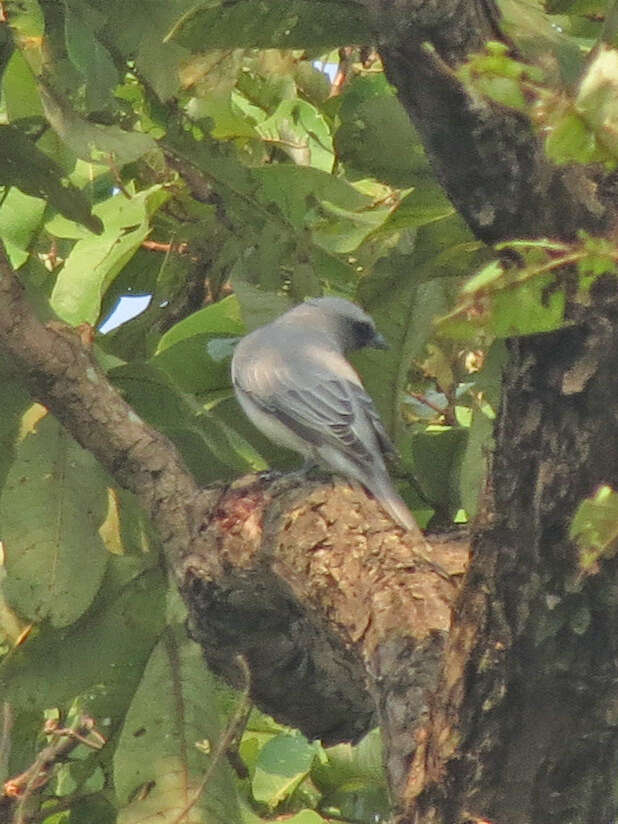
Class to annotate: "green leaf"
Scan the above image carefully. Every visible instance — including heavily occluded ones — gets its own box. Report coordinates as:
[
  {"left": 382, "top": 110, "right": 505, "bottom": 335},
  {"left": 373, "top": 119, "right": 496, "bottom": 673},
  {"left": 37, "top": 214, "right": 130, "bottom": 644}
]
[
  {"left": 189, "top": 94, "right": 260, "bottom": 140},
  {"left": 50, "top": 186, "right": 166, "bottom": 325},
  {"left": 109, "top": 361, "right": 262, "bottom": 480},
  {"left": 0, "top": 187, "right": 46, "bottom": 268},
  {"left": 373, "top": 185, "right": 454, "bottom": 237},
  {"left": 1, "top": 556, "right": 166, "bottom": 740},
  {"left": 458, "top": 409, "right": 494, "bottom": 519},
  {"left": 254, "top": 164, "right": 370, "bottom": 229},
  {"left": 232, "top": 278, "right": 293, "bottom": 332},
  {"left": 0, "top": 124, "right": 103, "bottom": 234},
  {"left": 499, "top": 0, "right": 586, "bottom": 83},
  {"left": 135, "top": 35, "right": 188, "bottom": 102},
  {"left": 283, "top": 812, "right": 329, "bottom": 824},
  {"left": 166, "top": 0, "right": 370, "bottom": 50},
  {"left": 358, "top": 272, "right": 453, "bottom": 436},
  {"left": 490, "top": 275, "right": 566, "bottom": 337},
  {"left": 545, "top": 110, "right": 607, "bottom": 165},
  {"left": 410, "top": 427, "right": 467, "bottom": 514},
  {"left": 461, "top": 260, "right": 504, "bottom": 294},
  {"left": 0, "top": 411, "right": 111, "bottom": 627},
  {"left": 256, "top": 98, "right": 333, "bottom": 171},
  {"left": 313, "top": 728, "right": 385, "bottom": 789},
  {"left": 252, "top": 733, "right": 318, "bottom": 807},
  {"left": 40, "top": 83, "right": 157, "bottom": 165},
  {"left": 311, "top": 730, "right": 389, "bottom": 824},
  {"left": 1, "top": 48, "right": 44, "bottom": 121},
  {"left": 335, "top": 79, "right": 428, "bottom": 186},
  {"left": 575, "top": 43, "right": 618, "bottom": 161},
  {"left": 156, "top": 296, "right": 244, "bottom": 353},
  {"left": 4, "top": 0, "right": 44, "bottom": 39},
  {"left": 115, "top": 625, "right": 242, "bottom": 824},
  {"left": 64, "top": 0, "right": 119, "bottom": 112},
  {"left": 570, "top": 485, "right": 618, "bottom": 572}
]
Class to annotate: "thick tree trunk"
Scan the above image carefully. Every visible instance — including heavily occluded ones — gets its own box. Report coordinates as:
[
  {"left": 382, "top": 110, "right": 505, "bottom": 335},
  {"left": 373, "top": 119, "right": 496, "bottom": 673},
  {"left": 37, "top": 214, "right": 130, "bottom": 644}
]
[
  {"left": 415, "top": 306, "right": 618, "bottom": 823},
  {"left": 358, "top": 1, "right": 618, "bottom": 820}
]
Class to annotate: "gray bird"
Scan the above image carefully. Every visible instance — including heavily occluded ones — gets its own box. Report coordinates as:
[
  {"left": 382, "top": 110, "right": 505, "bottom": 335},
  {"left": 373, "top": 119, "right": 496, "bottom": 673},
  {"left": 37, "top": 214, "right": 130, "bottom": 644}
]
[{"left": 231, "top": 297, "right": 422, "bottom": 536}]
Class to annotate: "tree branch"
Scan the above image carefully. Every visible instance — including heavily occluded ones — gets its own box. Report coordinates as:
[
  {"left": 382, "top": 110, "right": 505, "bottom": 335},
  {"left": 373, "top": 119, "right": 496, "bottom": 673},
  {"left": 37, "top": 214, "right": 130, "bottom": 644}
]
[
  {"left": 363, "top": 0, "right": 615, "bottom": 243},
  {"left": 0, "top": 251, "right": 468, "bottom": 762}
]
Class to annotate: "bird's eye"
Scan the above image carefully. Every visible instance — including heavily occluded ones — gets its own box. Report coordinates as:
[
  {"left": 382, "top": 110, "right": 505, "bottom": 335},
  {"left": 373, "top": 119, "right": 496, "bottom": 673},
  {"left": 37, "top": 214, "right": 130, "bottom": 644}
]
[{"left": 351, "top": 320, "right": 374, "bottom": 346}]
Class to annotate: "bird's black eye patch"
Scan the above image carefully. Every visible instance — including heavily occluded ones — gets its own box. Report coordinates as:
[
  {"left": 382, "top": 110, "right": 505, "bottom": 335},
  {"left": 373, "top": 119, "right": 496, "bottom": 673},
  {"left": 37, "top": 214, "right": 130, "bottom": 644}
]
[{"left": 351, "top": 319, "right": 375, "bottom": 347}]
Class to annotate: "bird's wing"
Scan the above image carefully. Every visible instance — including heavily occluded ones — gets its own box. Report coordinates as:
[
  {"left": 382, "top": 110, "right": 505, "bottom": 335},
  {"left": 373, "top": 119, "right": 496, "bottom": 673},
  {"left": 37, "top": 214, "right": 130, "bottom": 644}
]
[{"left": 235, "top": 345, "right": 396, "bottom": 466}]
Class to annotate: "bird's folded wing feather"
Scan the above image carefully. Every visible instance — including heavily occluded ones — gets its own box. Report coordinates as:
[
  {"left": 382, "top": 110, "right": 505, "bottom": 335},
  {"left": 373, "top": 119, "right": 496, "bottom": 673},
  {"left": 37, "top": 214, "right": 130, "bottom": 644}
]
[{"left": 236, "top": 353, "right": 396, "bottom": 465}]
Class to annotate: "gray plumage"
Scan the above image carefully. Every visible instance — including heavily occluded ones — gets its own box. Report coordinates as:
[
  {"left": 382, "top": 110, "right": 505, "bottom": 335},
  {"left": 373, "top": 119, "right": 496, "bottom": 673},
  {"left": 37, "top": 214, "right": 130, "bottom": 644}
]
[{"left": 231, "top": 297, "right": 422, "bottom": 536}]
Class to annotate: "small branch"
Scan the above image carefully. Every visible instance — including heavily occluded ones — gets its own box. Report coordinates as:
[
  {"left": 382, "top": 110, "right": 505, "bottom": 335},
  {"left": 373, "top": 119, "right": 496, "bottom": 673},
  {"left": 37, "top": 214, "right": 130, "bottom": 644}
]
[
  {"left": 2, "top": 716, "right": 105, "bottom": 824},
  {"left": 171, "top": 656, "right": 252, "bottom": 824},
  {"left": 142, "top": 239, "right": 190, "bottom": 256}
]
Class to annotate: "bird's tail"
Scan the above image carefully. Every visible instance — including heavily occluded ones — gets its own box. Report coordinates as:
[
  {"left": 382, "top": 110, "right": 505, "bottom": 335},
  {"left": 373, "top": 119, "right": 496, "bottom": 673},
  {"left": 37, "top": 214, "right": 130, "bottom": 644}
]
[{"left": 364, "top": 472, "right": 424, "bottom": 538}]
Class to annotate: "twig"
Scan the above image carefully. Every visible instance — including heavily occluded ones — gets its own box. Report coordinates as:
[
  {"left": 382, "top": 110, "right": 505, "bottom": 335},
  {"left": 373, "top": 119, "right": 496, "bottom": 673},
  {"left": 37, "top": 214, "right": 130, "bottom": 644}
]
[
  {"left": 2, "top": 716, "right": 105, "bottom": 824},
  {"left": 0, "top": 703, "right": 12, "bottom": 782},
  {"left": 142, "top": 240, "right": 190, "bottom": 256},
  {"left": 170, "top": 656, "right": 252, "bottom": 824}
]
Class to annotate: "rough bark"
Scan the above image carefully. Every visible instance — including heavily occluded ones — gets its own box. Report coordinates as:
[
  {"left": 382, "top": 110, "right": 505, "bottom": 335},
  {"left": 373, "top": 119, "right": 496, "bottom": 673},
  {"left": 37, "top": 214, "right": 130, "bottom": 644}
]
[
  {"left": 362, "top": 0, "right": 614, "bottom": 244},
  {"left": 350, "top": 0, "right": 618, "bottom": 821},
  {"left": 415, "top": 293, "right": 618, "bottom": 824}
]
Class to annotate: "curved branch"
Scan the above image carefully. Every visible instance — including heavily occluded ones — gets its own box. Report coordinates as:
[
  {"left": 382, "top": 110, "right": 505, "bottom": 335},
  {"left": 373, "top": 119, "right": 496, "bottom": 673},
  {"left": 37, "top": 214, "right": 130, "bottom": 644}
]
[{"left": 0, "top": 250, "right": 469, "bottom": 765}]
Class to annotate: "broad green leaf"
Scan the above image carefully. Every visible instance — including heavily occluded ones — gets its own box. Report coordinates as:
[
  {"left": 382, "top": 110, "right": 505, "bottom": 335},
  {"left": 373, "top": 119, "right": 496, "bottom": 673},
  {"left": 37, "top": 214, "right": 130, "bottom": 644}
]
[
  {"left": 50, "top": 186, "right": 166, "bottom": 325},
  {"left": 4, "top": 0, "right": 44, "bottom": 40},
  {"left": 372, "top": 185, "right": 454, "bottom": 238},
  {"left": 1, "top": 48, "right": 44, "bottom": 121},
  {"left": 458, "top": 409, "right": 494, "bottom": 519},
  {"left": 313, "top": 732, "right": 390, "bottom": 824},
  {"left": 0, "top": 187, "right": 45, "bottom": 268},
  {"left": 232, "top": 278, "right": 292, "bottom": 331},
  {"left": 64, "top": 1, "right": 119, "bottom": 112},
  {"left": 410, "top": 427, "right": 467, "bottom": 514},
  {"left": 0, "top": 411, "right": 111, "bottom": 627},
  {"left": 256, "top": 98, "right": 333, "bottom": 171},
  {"left": 1, "top": 557, "right": 166, "bottom": 762},
  {"left": 313, "top": 729, "right": 385, "bottom": 789},
  {"left": 576, "top": 44, "right": 618, "bottom": 160},
  {"left": 335, "top": 76, "right": 429, "bottom": 186},
  {"left": 115, "top": 625, "right": 242, "bottom": 824},
  {"left": 252, "top": 733, "right": 318, "bottom": 807},
  {"left": 545, "top": 110, "right": 608, "bottom": 165},
  {"left": 152, "top": 336, "right": 233, "bottom": 395},
  {"left": 490, "top": 275, "right": 566, "bottom": 336},
  {"left": 59, "top": 794, "right": 116, "bottom": 824},
  {"left": 40, "top": 83, "right": 157, "bottom": 165},
  {"left": 135, "top": 35, "right": 188, "bottom": 101},
  {"left": 188, "top": 94, "right": 260, "bottom": 140},
  {"left": 254, "top": 165, "right": 371, "bottom": 229},
  {"left": 499, "top": 0, "right": 585, "bottom": 83},
  {"left": 109, "top": 361, "right": 261, "bottom": 480},
  {"left": 439, "top": 271, "right": 567, "bottom": 340},
  {"left": 156, "top": 295, "right": 244, "bottom": 353},
  {"left": 51, "top": 226, "right": 150, "bottom": 325},
  {"left": 0, "top": 124, "right": 103, "bottom": 234},
  {"left": 358, "top": 275, "right": 453, "bottom": 438},
  {"left": 166, "top": 0, "right": 370, "bottom": 50},
  {"left": 570, "top": 485, "right": 618, "bottom": 572}
]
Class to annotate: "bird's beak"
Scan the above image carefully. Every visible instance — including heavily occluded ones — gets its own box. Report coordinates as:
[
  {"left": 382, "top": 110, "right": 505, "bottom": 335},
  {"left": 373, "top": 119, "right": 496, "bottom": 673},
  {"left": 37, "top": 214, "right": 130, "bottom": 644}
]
[{"left": 372, "top": 332, "right": 388, "bottom": 350}]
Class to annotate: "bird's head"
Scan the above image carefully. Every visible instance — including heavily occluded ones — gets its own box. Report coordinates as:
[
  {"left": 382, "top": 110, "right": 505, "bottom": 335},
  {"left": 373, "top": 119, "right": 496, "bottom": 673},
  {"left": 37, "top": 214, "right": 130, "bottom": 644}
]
[{"left": 301, "top": 297, "right": 388, "bottom": 352}]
